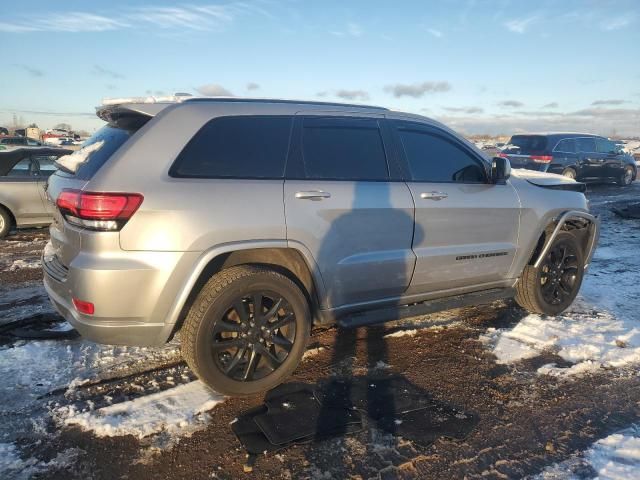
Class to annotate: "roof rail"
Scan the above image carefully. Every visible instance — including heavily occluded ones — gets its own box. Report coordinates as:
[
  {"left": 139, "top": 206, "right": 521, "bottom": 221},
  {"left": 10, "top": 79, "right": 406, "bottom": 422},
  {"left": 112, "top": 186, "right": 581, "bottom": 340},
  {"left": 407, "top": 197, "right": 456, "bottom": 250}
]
[{"left": 183, "top": 97, "right": 389, "bottom": 111}]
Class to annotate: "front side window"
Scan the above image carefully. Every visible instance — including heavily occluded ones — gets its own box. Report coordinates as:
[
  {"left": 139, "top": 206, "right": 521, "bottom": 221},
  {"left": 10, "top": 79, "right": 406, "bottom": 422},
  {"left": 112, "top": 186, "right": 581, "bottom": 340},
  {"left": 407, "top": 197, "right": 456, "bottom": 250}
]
[
  {"left": 596, "top": 137, "right": 616, "bottom": 154},
  {"left": 300, "top": 117, "right": 388, "bottom": 181},
  {"left": 554, "top": 139, "right": 576, "bottom": 153},
  {"left": 576, "top": 137, "right": 597, "bottom": 153},
  {"left": 398, "top": 127, "right": 486, "bottom": 183},
  {"left": 171, "top": 116, "right": 293, "bottom": 179}
]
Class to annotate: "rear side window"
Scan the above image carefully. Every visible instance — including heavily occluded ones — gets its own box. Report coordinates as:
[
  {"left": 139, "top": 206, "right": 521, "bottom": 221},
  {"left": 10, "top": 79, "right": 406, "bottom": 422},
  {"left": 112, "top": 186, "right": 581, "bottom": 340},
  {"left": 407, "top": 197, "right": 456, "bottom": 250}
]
[
  {"left": 554, "top": 138, "right": 576, "bottom": 153},
  {"left": 576, "top": 137, "right": 597, "bottom": 153},
  {"left": 398, "top": 127, "right": 486, "bottom": 183},
  {"left": 171, "top": 116, "right": 293, "bottom": 179},
  {"left": 7, "top": 158, "right": 32, "bottom": 177},
  {"left": 507, "top": 135, "right": 548, "bottom": 153},
  {"left": 300, "top": 117, "right": 388, "bottom": 180},
  {"left": 596, "top": 137, "right": 616, "bottom": 154}
]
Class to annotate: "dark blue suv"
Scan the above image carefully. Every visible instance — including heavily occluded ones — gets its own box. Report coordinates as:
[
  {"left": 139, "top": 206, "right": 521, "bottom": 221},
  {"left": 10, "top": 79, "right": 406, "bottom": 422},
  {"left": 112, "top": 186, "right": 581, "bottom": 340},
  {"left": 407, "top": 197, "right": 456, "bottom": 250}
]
[{"left": 498, "top": 133, "right": 637, "bottom": 186}]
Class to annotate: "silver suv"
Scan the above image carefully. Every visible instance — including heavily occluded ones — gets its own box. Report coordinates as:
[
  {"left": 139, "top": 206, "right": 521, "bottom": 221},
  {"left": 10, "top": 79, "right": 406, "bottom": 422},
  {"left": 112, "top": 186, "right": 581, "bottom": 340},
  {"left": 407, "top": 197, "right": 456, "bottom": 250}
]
[{"left": 43, "top": 97, "right": 599, "bottom": 395}]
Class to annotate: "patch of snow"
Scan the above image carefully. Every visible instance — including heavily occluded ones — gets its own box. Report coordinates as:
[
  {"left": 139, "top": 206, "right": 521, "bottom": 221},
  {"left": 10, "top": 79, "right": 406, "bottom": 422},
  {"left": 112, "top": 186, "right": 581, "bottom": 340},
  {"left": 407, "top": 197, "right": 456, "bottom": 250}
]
[
  {"left": 5, "top": 258, "right": 41, "bottom": 271},
  {"left": 537, "top": 425, "right": 640, "bottom": 479},
  {"left": 58, "top": 381, "right": 225, "bottom": 439},
  {"left": 385, "top": 329, "right": 418, "bottom": 338},
  {"left": 0, "top": 443, "right": 81, "bottom": 480},
  {"left": 481, "top": 301, "right": 640, "bottom": 376},
  {"left": 55, "top": 140, "right": 104, "bottom": 173},
  {"left": 302, "top": 346, "right": 325, "bottom": 360}
]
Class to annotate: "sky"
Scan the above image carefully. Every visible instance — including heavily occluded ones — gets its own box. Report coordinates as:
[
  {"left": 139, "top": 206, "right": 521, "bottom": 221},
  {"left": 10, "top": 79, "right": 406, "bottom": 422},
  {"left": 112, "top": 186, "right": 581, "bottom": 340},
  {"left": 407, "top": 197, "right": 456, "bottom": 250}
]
[{"left": 1, "top": 0, "right": 639, "bottom": 137}]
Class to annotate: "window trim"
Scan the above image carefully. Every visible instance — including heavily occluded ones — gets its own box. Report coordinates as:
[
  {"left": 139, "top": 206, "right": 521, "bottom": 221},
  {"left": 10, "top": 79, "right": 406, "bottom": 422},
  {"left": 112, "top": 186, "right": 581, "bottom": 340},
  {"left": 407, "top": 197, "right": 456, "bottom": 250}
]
[
  {"left": 392, "top": 121, "right": 490, "bottom": 184},
  {"left": 168, "top": 115, "right": 295, "bottom": 180},
  {"left": 286, "top": 116, "right": 393, "bottom": 182}
]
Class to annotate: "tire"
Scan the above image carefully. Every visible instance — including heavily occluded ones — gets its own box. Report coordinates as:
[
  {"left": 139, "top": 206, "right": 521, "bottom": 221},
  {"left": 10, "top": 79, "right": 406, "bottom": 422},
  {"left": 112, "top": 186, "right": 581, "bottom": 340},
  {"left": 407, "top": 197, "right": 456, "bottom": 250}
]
[
  {"left": 515, "top": 231, "right": 585, "bottom": 316},
  {"left": 181, "top": 265, "right": 311, "bottom": 396},
  {"left": 617, "top": 165, "right": 635, "bottom": 186},
  {"left": 0, "top": 207, "right": 12, "bottom": 239},
  {"left": 561, "top": 167, "right": 577, "bottom": 180}
]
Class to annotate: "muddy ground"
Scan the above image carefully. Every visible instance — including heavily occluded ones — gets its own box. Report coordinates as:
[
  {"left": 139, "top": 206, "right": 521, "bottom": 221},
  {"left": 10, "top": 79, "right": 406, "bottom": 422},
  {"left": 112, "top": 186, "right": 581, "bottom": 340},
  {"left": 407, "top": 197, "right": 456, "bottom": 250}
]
[{"left": 1, "top": 181, "right": 639, "bottom": 479}]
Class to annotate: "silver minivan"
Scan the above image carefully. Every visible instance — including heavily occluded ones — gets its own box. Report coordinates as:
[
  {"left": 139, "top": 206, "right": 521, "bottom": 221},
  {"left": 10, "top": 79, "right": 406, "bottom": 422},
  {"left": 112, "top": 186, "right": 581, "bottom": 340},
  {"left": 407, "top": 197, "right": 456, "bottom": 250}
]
[{"left": 43, "top": 97, "right": 599, "bottom": 395}]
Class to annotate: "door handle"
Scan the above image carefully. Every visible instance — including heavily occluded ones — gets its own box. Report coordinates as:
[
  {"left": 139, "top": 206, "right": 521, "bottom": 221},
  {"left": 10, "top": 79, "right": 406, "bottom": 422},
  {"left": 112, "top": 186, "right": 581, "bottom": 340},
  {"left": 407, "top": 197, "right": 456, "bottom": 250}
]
[
  {"left": 295, "top": 190, "right": 331, "bottom": 200},
  {"left": 420, "top": 191, "right": 448, "bottom": 201}
]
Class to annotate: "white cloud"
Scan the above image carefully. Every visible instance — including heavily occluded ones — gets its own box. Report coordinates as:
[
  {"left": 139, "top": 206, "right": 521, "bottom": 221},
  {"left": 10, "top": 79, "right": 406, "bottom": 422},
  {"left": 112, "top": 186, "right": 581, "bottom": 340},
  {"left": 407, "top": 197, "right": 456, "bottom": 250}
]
[
  {"left": 426, "top": 28, "right": 443, "bottom": 38},
  {"left": 334, "top": 89, "right": 370, "bottom": 101},
  {"left": 331, "top": 22, "right": 363, "bottom": 37},
  {"left": 195, "top": 84, "right": 234, "bottom": 96},
  {"left": 0, "top": 3, "right": 267, "bottom": 34},
  {"left": 384, "top": 81, "right": 451, "bottom": 98},
  {"left": 504, "top": 15, "right": 540, "bottom": 33},
  {"left": 601, "top": 14, "right": 636, "bottom": 31}
]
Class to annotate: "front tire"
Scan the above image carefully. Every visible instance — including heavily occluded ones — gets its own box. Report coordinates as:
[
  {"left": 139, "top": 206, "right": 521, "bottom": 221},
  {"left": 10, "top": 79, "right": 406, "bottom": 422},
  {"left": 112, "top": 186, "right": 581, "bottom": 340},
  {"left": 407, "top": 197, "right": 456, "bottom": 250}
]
[
  {"left": 181, "top": 265, "right": 311, "bottom": 396},
  {"left": 0, "top": 207, "right": 12, "bottom": 239},
  {"left": 617, "top": 165, "right": 635, "bottom": 186},
  {"left": 515, "top": 231, "right": 585, "bottom": 315}
]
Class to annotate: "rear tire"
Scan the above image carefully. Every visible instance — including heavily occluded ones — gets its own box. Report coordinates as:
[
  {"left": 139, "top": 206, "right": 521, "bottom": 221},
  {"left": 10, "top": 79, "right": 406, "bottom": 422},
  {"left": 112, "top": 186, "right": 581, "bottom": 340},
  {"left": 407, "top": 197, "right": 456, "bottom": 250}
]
[
  {"left": 617, "top": 165, "right": 634, "bottom": 186},
  {"left": 181, "top": 265, "right": 311, "bottom": 396},
  {"left": 515, "top": 231, "right": 585, "bottom": 315},
  {"left": 0, "top": 207, "right": 12, "bottom": 239},
  {"left": 561, "top": 167, "right": 577, "bottom": 180}
]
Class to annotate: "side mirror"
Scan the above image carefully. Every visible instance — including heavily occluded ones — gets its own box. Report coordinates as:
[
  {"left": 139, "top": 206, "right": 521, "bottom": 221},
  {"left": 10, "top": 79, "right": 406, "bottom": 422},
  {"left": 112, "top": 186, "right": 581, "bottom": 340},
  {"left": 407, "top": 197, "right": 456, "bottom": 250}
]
[{"left": 491, "top": 156, "right": 511, "bottom": 184}]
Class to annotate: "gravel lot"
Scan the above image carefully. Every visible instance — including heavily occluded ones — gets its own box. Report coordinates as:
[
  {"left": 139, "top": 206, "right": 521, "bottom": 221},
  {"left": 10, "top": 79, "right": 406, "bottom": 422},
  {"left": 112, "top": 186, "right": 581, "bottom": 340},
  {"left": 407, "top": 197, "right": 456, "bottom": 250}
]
[{"left": 1, "top": 181, "right": 639, "bottom": 479}]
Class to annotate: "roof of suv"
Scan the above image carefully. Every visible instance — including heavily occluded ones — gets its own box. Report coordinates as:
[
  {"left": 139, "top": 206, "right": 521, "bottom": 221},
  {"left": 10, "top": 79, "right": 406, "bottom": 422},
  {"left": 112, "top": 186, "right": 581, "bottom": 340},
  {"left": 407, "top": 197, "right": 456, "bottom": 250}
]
[
  {"left": 96, "top": 95, "right": 389, "bottom": 123},
  {"left": 511, "top": 132, "right": 600, "bottom": 138}
]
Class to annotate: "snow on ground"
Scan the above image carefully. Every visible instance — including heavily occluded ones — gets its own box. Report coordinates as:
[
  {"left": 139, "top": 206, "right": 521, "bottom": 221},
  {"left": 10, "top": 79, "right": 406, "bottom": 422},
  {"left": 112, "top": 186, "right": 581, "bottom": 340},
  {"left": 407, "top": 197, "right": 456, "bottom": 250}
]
[
  {"left": 537, "top": 425, "right": 640, "bottom": 480},
  {"left": 5, "top": 258, "right": 42, "bottom": 271},
  {"left": 57, "top": 381, "right": 224, "bottom": 439},
  {"left": 0, "top": 336, "right": 182, "bottom": 413},
  {"left": 0, "top": 442, "right": 81, "bottom": 480},
  {"left": 481, "top": 301, "right": 640, "bottom": 376}
]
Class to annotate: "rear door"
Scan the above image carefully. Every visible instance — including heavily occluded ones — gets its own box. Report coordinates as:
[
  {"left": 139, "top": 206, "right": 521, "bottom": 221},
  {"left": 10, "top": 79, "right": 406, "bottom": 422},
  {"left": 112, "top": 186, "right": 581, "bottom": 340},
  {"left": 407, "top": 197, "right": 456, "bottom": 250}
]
[
  {"left": 576, "top": 137, "right": 600, "bottom": 179},
  {"left": 391, "top": 121, "right": 521, "bottom": 294},
  {"left": 284, "top": 114, "right": 415, "bottom": 309},
  {"left": 551, "top": 138, "right": 578, "bottom": 176}
]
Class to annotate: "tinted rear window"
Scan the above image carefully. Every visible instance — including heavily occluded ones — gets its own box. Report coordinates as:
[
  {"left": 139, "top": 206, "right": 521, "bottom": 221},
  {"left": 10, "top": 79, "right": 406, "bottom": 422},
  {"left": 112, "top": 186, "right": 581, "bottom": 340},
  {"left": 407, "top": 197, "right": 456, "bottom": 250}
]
[
  {"left": 506, "top": 135, "right": 548, "bottom": 153},
  {"left": 301, "top": 117, "right": 388, "bottom": 180},
  {"left": 64, "top": 125, "right": 136, "bottom": 180},
  {"left": 171, "top": 116, "right": 292, "bottom": 179}
]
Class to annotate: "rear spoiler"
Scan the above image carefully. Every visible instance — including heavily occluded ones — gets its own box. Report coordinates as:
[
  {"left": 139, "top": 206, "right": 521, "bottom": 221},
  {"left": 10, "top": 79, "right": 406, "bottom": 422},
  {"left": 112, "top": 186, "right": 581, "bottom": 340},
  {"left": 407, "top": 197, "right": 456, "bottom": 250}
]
[{"left": 95, "top": 94, "right": 193, "bottom": 127}]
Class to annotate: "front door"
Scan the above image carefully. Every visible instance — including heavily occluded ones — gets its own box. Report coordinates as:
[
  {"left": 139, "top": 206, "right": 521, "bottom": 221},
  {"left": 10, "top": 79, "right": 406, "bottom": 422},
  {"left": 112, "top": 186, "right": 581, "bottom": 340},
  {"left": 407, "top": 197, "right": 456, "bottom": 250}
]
[
  {"left": 391, "top": 121, "right": 521, "bottom": 294},
  {"left": 284, "top": 115, "right": 415, "bottom": 309}
]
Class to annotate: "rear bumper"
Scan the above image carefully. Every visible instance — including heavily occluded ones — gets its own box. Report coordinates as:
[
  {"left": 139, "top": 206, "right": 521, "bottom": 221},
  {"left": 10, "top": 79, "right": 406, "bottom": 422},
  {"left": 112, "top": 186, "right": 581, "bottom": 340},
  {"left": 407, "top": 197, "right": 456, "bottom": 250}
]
[{"left": 42, "top": 242, "right": 198, "bottom": 347}]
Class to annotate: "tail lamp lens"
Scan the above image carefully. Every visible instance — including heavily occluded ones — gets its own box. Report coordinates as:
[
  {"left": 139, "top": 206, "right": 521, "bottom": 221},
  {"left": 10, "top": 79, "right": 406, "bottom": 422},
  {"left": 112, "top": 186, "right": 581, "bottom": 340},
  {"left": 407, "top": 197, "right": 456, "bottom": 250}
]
[
  {"left": 56, "top": 189, "right": 143, "bottom": 231},
  {"left": 72, "top": 298, "right": 95, "bottom": 315}
]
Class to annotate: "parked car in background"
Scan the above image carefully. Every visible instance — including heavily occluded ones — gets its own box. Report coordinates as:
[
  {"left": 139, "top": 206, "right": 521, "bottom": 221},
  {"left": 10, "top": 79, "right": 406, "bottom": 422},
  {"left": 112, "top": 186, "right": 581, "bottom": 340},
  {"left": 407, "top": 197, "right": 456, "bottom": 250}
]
[
  {"left": 0, "top": 147, "right": 71, "bottom": 238},
  {"left": 43, "top": 96, "right": 598, "bottom": 396},
  {"left": 0, "top": 127, "right": 9, "bottom": 136},
  {"left": 499, "top": 133, "right": 637, "bottom": 186},
  {"left": 0, "top": 136, "right": 44, "bottom": 147}
]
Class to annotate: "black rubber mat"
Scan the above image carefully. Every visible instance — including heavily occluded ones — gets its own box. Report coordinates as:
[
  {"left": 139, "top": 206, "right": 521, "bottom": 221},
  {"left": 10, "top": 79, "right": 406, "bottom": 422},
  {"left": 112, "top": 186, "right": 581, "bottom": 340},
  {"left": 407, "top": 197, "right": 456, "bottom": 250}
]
[
  {"left": 233, "top": 382, "right": 362, "bottom": 453},
  {"left": 233, "top": 376, "right": 477, "bottom": 456},
  {"left": 612, "top": 204, "right": 640, "bottom": 219},
  {"left": 315, "top": 376, "right": 437, "bottom": 417}
]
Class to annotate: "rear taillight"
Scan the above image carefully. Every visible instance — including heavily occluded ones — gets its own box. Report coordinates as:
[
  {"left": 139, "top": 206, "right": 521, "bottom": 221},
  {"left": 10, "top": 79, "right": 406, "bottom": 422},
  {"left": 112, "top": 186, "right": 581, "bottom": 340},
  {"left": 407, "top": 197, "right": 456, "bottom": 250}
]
[
  {"left": 496, "top": 152, "right": 508, "bottom": 158},
  {"left": 56, "top": 189, "right": 143, "bottom": 231},
  {"left": 530, "top": 155, "right": 553, "bottom": 163}
]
